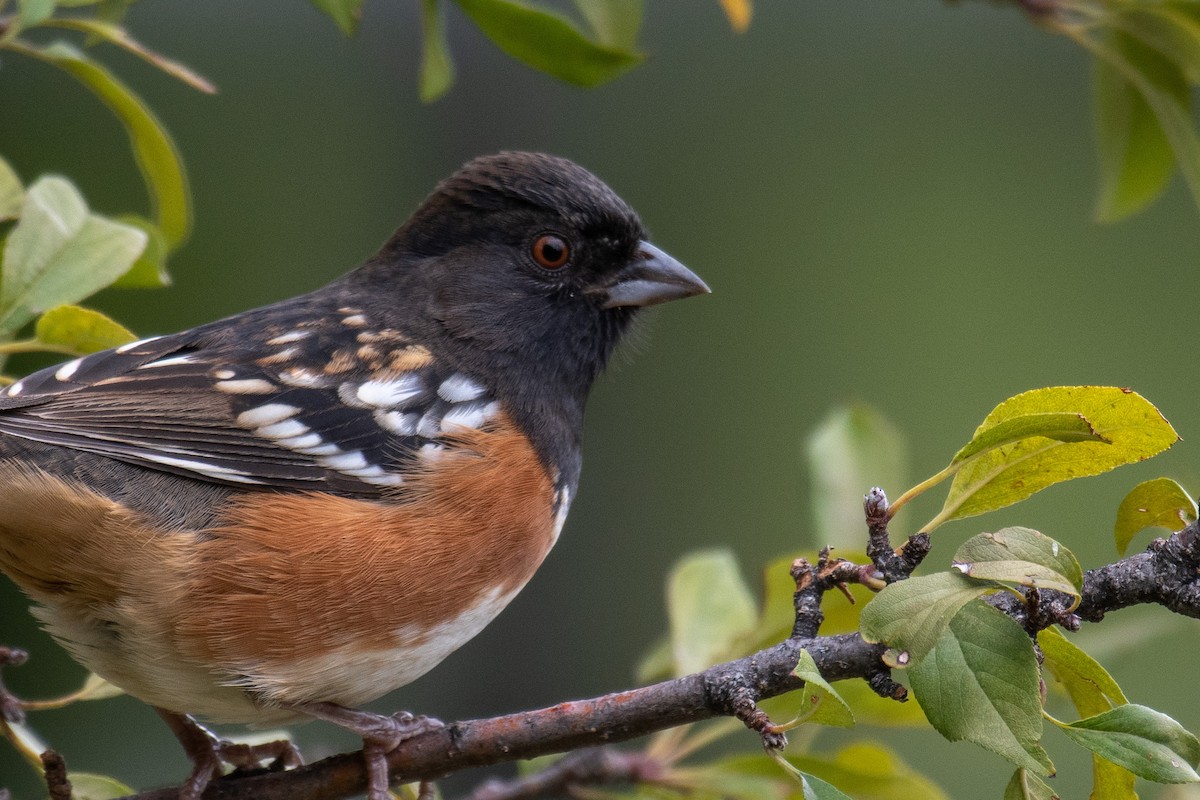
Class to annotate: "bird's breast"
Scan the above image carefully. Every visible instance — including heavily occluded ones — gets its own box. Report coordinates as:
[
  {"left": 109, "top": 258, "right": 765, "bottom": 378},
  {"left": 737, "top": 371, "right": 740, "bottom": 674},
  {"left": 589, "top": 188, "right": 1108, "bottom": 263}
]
[{"left": 173, "top": 411, "right": 567, "bottom": 715}]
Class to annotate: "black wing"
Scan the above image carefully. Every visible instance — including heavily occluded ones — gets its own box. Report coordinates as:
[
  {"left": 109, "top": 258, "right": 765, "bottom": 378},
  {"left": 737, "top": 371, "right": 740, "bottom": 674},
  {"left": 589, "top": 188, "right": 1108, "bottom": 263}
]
[{"left": 0, "top": 303, "right": 500, "bottom": 496}]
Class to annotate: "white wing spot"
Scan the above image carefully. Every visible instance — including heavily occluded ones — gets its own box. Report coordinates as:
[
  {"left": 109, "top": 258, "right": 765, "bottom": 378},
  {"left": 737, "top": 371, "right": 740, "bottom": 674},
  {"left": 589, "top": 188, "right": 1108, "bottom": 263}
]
[
  {"left": 116, "top": 336, "right": 163, "bottom": 354},
  {"left": 142, "top": 454, "right": 263, "bottom": 484},
  {"left": 419, "top": 443, "right": 444, "bottom": 462},
  {"left": 236, "top": 403, "right": 299, "bottom": 428},
  {"left": 213, "top": 369, "right": 236, "bottom": 380},
  {"left": 356, "top": 376, "right": 423, "bottom": 408},
  {"left": 294, "top": 442, "right": 342, "bottom": 456},
  {"left": 279, "top": 368, "right": 330, "bottom": 389},
  {"left": 215, "top": 379, "right": 276, "bottom": 395},
  {"left": 276, "top": 432, "right": 325, "bottom": 450},
  {"left": 359, "top": 473, "right": 404, "bottom": 487},
  {"left": 342, "top": 314, "right": 367, "bottom": 327},
  {"left": 6, "top": 381, "right": 24, "bottom": 396},
  {"left": 267, "top": 330, "right": 310, "bottom": 345},
  {"left": 441, "top": 401, "right": 498, "bottom": 432},
  {"left": 374, "top": 411, "right": 419, "bottom": 436},
  {"left": 551, "top": 486, "right": 572, "bottom": 544},
  {"left": 54, "top": 358, "right": 84, "bottom": 381},
  {"left": 141, "top": 354, "right": 195, "bottom": 369},
  {"left": 438, "top": 374, "right": 486, "bottom": 403},
  {"left": 257, "top": 419, "right": 311, "bottom": 440},
  {"left": 320, "top": 451, "right": 369, "bottom": 471}
]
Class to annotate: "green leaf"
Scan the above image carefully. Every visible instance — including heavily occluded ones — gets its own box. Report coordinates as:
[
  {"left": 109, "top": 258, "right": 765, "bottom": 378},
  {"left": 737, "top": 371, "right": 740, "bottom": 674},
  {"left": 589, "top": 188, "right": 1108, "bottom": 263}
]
[
  {"left": 42, "top": 18, "right": 217, "bottom": 93},
  {"left": 1055, "top": 704, "right": 1200, "bottom": 784},
  {"left": 859, "top": 571, "right": 994, "bottom": 664},
  {"left": 14, "top": 40, "right": 191, "bottom": 249},
  {"left": 798, "top": 771, "right": 854, "bottom": 800},
  {"left": 910, "top": 601, "right": 1052, "bottom": 775},
  {"left": 1114, "top": 477, "right": 1197, "bottom": 555},
  {"left": 666, "top": 549, "right": 757, "bottom": 675},
  {"left": 35, "top": 305, "right": 137, "bottom": 355},
  {"left": 420, "top": 0, "right": 455, "bottom": 102},
  {"left": 808, "top": 404, "right": 907, "bottom": 548},
  {"left": 453, "top": 0, "right": 643, "bottom": 88},
  {"left": 791, "top": 649, "right": 854, "bottom": 728},
  {"left": 930, "top": 387, "right": 1178, "bottom": 530},
  {"left": 68, "top": 773, "right": 136, "bottom": 800},
  {"left": 19, "top": 0, "right": 57, "bottom": 28},
  {"left": 310, "top": 0, "right": 363, "bottom": 35},
  {"left": 1039, "top": 627, "right": 1139, "bottom": 798},
  {"left": 952, "top": 527, "right": 1083, "bottom": 600},
  {"left": 1073, "top": 27, "right": 1200, "bottom": 222},
  {"left": 0, "top": 176, "right": 147, "bottom": 334},
  {"left": 573, "top": 0, "right": 643, "bottom": 49},
  {"left": 1113, "top": 5, "right": 1200, "bottom": 85},
  {"left": 1003, "top": 769, "right": 1060, "bottom": 800},
  {"left": 0, "top": 157, "right": 23, "bottom": 222},
  {"left": 790, "top": 742, "right": 950, "bottom": 800},
  {"left": 1093, "top": 36, "right": 1178, "bottom": 222},
  {"left": 111, "top": 214, "right": 172, "bottom": 288}
]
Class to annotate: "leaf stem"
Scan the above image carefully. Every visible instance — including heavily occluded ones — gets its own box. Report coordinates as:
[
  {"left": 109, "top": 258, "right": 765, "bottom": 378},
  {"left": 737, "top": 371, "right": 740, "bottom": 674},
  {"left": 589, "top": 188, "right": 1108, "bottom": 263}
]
[{"left": 0, "top": 339, "right": 79, "bottom": 357}]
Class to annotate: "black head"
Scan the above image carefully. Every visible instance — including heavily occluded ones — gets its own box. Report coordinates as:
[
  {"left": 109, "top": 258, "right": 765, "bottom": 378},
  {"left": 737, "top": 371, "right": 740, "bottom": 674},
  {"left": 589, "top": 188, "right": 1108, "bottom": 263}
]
[{"left": 355, "top": 152, "right": 709, "bottom": 406}]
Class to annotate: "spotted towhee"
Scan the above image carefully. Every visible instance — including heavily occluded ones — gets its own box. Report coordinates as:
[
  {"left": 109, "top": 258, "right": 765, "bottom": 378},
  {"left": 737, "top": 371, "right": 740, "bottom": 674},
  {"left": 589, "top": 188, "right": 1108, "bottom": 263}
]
[{"left": 0, "top": 152, "right": 708, "bottom": 799}]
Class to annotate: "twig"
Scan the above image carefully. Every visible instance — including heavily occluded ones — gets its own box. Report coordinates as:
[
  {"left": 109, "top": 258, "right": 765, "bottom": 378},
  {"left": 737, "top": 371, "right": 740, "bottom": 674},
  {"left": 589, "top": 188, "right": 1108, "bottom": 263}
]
[
  {"left": 863, "top": 488, "right": 930, "bottom": 583},
  {"left": 42, "top": 750, "right": 72, "bottom": 800}
]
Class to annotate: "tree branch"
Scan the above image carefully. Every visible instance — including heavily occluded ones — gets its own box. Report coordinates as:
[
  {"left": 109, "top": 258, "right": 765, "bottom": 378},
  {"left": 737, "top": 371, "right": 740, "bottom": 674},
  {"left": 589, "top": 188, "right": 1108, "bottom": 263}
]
[{"left": 12, "top": 520, "right": 1194, "bottom": 800}]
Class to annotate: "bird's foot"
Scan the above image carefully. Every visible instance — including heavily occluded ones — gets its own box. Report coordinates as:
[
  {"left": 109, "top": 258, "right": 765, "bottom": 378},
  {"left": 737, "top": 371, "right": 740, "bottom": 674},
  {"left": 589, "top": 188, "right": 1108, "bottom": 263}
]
[
  {"left": 293, "top": 702, "right": 444, "bottom": 800},
  {"left": 155, "top": 708, "right": 302, "bottom": 800}
]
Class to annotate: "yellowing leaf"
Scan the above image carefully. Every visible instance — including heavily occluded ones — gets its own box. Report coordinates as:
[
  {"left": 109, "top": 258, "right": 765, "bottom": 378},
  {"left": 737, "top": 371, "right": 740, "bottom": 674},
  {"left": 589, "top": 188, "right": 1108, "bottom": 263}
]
[
  {"left": 667, "top": 549, "right": 757, "bottom": 675},
  {"left": 1039, "top": 626, "right": 1138, "bottom": 798},
  {"left": 0, "top": 157, "right": 24, "bottom": 222},
  {"left": 929, "top": 387, "right": 1178, "bottom": 531},
  {"left": 66, "top": 773, "right": 135, "bottom": 800},
  {"left": 720, "top": 0, "right": 752, "bottom": 33},
  {"left": 35, "top": 305, "right": 137, "bottom": 355},
  {"left": 790, "top": 742, "right": 950, "bottom": 800},
  {"left": 1114, "top": 477, "right": 1197, "bottom": 555}
]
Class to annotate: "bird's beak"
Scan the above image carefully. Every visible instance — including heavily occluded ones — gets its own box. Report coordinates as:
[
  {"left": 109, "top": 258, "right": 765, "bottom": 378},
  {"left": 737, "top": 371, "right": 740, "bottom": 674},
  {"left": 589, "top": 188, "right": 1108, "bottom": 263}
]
[{"left": 598, "top": 242, "right": 711, "bottom": 309}]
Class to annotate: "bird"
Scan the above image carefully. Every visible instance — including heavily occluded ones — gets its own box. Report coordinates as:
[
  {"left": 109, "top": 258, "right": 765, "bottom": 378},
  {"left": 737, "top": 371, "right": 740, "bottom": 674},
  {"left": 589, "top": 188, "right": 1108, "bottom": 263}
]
[{"left": 0, "top": 152, "right": 709, "bottom": 799}]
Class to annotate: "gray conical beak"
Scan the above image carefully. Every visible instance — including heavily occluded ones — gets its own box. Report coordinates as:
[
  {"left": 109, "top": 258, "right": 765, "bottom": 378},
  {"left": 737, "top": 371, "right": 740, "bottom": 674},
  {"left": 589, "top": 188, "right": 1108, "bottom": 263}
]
[{"left": 599, "top": 242, "right": 711, "bottom": 309}]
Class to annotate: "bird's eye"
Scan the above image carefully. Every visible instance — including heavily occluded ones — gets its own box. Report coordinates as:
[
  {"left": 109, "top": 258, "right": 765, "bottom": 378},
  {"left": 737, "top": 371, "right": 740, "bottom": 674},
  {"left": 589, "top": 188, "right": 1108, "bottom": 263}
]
[{"left": 531, "top": 234, "right": 571, "bottom": 270}]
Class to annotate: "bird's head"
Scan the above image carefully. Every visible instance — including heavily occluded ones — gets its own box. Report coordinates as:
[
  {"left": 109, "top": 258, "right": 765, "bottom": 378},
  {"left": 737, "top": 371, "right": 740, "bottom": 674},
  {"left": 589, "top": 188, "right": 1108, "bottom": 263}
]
[{"left": 356, "top": 152, "right": 709, "bottom": 398}]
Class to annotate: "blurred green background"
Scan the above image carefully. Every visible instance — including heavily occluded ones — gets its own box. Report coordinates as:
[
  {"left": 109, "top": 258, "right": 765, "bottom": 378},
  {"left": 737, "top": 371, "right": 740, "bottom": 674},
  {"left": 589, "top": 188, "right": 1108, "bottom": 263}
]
[{"left": 3, "top": 2, "right": 1200, "bottom": 798}]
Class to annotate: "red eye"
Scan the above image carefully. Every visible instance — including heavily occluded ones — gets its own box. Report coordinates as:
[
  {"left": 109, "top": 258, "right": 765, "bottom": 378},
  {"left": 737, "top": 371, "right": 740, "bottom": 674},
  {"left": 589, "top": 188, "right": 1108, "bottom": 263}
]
[{"left": 532, "top": 234, "right": 570, "bottom": 269}]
